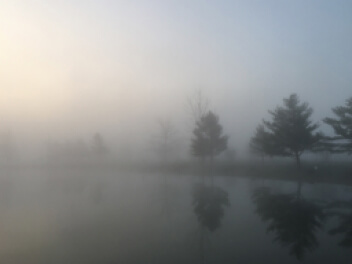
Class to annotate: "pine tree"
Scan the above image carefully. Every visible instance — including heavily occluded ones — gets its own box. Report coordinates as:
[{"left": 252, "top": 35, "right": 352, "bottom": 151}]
[
  {"left": 251, "top": 94, "right": 321, "bottom": 168},
  {"left": 191, "top": 111, "right": 228, "bottom": 160},
  {"left": 324, "top": 97, "right": 352, "bottom": 154}
]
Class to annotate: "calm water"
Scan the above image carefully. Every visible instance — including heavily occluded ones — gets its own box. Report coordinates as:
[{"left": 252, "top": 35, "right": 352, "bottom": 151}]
[{"left": 0, "top": 168, "right": 352, "bottom": 264}]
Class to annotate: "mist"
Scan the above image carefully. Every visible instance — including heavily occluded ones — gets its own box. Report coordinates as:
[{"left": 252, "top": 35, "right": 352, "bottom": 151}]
[
  {"left": 1, "top": 0, "right": 351, "bottom": 164},
  {"left": 1, "top": 1, "right": 352, "bottom": 263}
]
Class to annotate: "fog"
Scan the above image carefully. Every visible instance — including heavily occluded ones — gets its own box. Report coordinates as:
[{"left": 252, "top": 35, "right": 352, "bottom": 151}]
[
  {"left": 1, "top": 0, "right": 351, "bottom": 164},
  {"left": 3, "top": 2, "right": 352, "bottom": 263}
]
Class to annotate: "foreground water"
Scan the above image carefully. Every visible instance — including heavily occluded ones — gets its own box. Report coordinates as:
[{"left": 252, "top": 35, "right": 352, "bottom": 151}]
[{"left": 0, "top": 167, "right": 351, "bottom": 263}]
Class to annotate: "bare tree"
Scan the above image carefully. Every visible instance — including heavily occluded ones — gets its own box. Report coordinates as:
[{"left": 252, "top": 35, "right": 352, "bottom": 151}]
[
  {"left": 151, "top": 117, "right": 177, "bottom": 163},
  {"left": 186, "top": 89, "right": 210, "bottom": 125}
]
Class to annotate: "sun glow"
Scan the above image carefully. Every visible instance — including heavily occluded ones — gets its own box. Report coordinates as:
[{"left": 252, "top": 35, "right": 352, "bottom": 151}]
[{"left": 0, "top": 2, "right": 75, "bottom": 122}]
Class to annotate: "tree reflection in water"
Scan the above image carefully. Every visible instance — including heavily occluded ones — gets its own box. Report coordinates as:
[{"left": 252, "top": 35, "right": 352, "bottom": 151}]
[
  {"left": 191, "top": 183, "right": 229, "bottom": 264},
  {"left": 192, "top": 183, "right": 229, "bottom": 232},
  {"left": 252, "top": 183, "right": 325, "bottom": 260},
  {"left": 327, "top": 200, "right": 352, "bottom": 247}
]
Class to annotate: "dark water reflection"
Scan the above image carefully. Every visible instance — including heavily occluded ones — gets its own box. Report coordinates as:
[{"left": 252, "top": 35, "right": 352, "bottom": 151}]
[
  {"left": 326, "top": 200, "right": 352, "bottom": 247},
  {"left": 192, "top": 183, "right": 229, "bottom": 232},
  {"left": 252, "top": 182, "right": 325, "bottom": 260},
  {"left": 1, "top": 169, "right": 352, "bottom": 263},
  {"left": 191, "top": 182, "right": 229, "bottom": 264}
]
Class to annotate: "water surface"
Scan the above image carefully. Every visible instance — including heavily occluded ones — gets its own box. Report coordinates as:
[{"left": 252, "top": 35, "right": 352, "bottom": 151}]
[{"left": 0, "top": 168, "right": 352, "bottom": 263}]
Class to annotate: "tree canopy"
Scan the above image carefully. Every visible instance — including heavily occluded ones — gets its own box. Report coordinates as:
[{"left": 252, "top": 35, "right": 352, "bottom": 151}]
[
  {"left": 323, "top": 97, "right": 352, "bottom": 154},
  {"left": 250, "top": 94, "right": 321, "bottom": 167},
  {"left": 250, "top": 124, "right": 278, "bottom": 158},
  {"left": 191, "top": 111, "right": 228, "bottom": 159}
]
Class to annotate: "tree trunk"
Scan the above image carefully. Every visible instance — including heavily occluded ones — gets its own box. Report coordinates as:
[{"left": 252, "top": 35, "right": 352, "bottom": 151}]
[
  {"left": 295, "top": 152, "right": 301, "bottom": 169},
  {"left": 200, "top": 157, "right": 205, "bottom": 184},
  {"left": 296, "top": 180, "right": 302, "bottom": 200},
  {"left": 210, "top": 154, "right": 214, "bottom": 186},
  {"left": 200, "top": 226, "right": 205, "bottom": 264}
]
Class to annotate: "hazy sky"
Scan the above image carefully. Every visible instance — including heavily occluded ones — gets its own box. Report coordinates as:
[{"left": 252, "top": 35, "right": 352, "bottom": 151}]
[{"left": 1, "top": 0, "right": 352, "bottom": 158}]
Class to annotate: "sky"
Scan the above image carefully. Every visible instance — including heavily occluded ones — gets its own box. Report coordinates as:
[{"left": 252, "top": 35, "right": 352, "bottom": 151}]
[{"left": 1, "top": 0, "right": 352, "bottom": 160}]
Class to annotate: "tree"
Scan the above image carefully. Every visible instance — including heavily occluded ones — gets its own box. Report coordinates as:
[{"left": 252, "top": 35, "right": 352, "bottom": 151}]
[
  {"left": 250, "top": 124, "right": 277, "bottom": 159},
  {"left": 191, "top": 111, "right": 228, "bottom": 160},
  {"left": 187, "top": 89, "right": 210, "bottom": 126},
  {"left": 151, "top": 118, "right": 177, "bottom": 163},
  {"left": 250, "top": 94, "right": 321, "bottom": 168},
  {"left": 323, "top": 97, "right": 352, "bottom": 154}
]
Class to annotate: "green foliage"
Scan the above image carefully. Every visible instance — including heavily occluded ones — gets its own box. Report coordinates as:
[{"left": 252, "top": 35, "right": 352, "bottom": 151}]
[
  {"left": 191, "top": 111, "right": 228, "bottom": 158},
  {"left": 251, "top": 94, "right": 321, "bottom": 165},
  {"left": 250, "top": 124, "right": 278, "bottom": 157},
  {"left": 323, "top": 97, "right": 352, "bottom": 154}
]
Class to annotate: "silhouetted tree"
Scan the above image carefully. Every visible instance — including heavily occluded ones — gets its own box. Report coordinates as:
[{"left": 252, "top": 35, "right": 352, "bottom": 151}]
[
  {"left": 191, "top": 111, "right": 228, "bottom": 161},
  {"left": 252, "top": 184, "right": 325, "bottom": 260},
  {"left": 323, "top": 97, "right": 352, "bottom": 154},
  {"left": 251, "top": 94, "right": 321, "bottom": 168},
  {"left": 250, "top": 124, "right": 276, "bottom": 159}
]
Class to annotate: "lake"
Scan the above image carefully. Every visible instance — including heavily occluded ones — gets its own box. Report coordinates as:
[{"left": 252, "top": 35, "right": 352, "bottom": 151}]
[{"left": 0, "top": 167, "right": 351, "bottom": 263}]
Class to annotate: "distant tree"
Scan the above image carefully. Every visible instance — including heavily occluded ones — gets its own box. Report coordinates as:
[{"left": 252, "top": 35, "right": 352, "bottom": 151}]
[
  {"left": 92, "top": 133, "right": 109, "bottom": 159},
  {"left": 151, "top": 118, "right": 176, "bottom": 162},
  {"left": 191, "top": 111, "right": 228, "bottom": 160},
  {"left": 187, "top": 89, "right": 210, "bottom": 126},
  {"left": 46, "top": 138, "right": 91, "bottom": 163},
  {"left": 323, "top": 97, "right": 352, "bottom": 154},
  {"left": 251, "top": 94, "right": 321, "bottom": 168}
]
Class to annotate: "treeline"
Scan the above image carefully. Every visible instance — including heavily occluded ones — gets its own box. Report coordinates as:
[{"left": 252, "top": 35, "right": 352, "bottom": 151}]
[
  {"left": 151, "top": 92, "right": 352, "bottom": 170},
  {"left": 250, "top": 94, "right": 352, "bottom": 168},
  {"left": 46, "top": 133, "right": 109, "bottom": 164},
  {"left": 0, "top": 92, "right": 351, "bottom": 169}
]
